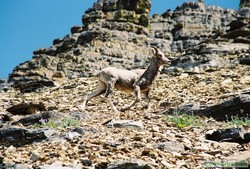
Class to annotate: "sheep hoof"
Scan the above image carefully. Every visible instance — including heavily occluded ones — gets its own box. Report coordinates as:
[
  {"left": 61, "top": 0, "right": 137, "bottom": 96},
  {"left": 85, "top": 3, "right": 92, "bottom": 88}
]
[{"left": 120, "top": 107, "right": 128, "bottom": 112}]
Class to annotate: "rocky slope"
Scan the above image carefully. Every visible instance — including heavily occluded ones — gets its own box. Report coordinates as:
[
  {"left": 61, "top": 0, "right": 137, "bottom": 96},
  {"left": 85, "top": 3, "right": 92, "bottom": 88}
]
[
  {"left": 1, "top": 0, "right": 250, "bottom": 168},
  {"left": 1, "top": 61, "right": 250, "bottom": 168}
]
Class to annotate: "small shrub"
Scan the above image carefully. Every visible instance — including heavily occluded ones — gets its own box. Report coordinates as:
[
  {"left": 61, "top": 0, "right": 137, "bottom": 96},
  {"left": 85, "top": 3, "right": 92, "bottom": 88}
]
[{"left": 60, "top": 117, "right": 80, "bottom": 128}]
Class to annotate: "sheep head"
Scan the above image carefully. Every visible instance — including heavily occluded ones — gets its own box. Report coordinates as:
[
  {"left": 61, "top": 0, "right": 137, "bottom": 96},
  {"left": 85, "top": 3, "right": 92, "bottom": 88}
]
[{"left": 151, "top": 46, "right": 171, "bottom": 66}]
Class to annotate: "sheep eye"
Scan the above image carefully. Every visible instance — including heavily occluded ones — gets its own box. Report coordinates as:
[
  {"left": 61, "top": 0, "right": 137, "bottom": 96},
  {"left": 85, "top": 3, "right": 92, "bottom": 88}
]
[{"left": 158, "top": 54, "right": 163, "bottom": 58}]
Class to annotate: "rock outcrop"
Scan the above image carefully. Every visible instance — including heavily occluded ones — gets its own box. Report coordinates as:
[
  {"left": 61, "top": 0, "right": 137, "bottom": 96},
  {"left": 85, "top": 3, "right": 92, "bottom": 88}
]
[
  {"left": 8, "top": 0, "right": 250, "bottom": 93},
  {"left": 0, "top": 79, "right": 6, "bottom": 91},
  {"left": 9, "top": 0, "right": 153, "bottom": 92},
  {"left": 83, "top": 0, "right": 151, "bottom": 28},
  {"left": 240, "top": 0, "right": 250, "bottom": 8}
]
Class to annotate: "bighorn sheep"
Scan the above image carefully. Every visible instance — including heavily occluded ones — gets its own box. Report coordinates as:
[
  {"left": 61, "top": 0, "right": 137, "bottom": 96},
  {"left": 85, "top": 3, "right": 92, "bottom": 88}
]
[{"left": 82, "top": 47, "right": 171, "bottom": 112}]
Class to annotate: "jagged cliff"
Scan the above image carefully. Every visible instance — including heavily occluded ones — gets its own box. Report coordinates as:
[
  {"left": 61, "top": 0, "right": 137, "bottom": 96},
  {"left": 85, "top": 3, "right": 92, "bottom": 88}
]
[{"left": 8, "top": 0, "right": 250, "bottom": 92}]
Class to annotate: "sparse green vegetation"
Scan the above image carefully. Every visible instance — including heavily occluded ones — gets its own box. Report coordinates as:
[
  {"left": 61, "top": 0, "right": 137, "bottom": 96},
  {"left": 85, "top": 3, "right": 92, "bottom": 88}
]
[
  {"left": 33, "top": 117, "right": 80, "bottom": 129},
  {"left": 163, "top": 111, "right": 205, "bottom": 129},
  {"left": 225, "top": 115, "right": 250, "bottom": 127},
  {"left": 164, "top": 112, "right": 250, "bottom": 129}
]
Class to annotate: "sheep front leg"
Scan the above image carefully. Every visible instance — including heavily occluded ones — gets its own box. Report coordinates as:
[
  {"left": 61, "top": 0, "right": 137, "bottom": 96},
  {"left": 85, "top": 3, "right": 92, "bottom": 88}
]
[
  {"left": 144, "top": 90, "right": 151, "bottom": 110},
  {"left": 120, "top": 85, "right": 141, "bottom": 112}
]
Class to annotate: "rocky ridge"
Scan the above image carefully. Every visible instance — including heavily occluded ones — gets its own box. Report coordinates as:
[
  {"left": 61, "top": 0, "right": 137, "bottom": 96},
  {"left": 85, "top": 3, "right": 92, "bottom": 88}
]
[{"left": 7, "top": 0, "right": 250, "bottom": 92}]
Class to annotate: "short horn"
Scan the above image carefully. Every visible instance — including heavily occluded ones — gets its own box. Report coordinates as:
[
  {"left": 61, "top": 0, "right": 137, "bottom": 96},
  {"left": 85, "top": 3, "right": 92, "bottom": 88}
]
[{"left": 151, "top": 46, "right": 158, "bottom": 55}]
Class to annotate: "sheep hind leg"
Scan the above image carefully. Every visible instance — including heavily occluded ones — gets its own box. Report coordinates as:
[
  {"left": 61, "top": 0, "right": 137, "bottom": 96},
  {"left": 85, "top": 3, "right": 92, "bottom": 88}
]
[
  {"left": 104, "top": 81, "right": 119, "bottom": 113},
  {"left": 82, "top": 81, "right": 106, "bottom": 111},
  {"left": 120, "top": 85, "right": 141, "bottom": 112}
]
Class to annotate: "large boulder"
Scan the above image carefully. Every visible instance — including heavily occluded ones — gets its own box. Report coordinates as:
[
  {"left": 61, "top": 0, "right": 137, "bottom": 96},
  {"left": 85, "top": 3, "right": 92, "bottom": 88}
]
[{"left": 0, "top": 128, "right": 55, "bottom": 146}]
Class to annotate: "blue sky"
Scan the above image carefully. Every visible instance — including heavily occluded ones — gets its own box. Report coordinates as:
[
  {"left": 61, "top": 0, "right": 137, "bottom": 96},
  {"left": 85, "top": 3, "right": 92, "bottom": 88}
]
[{"left": 0, "top": 0, "right": 239, "bottom": 79}]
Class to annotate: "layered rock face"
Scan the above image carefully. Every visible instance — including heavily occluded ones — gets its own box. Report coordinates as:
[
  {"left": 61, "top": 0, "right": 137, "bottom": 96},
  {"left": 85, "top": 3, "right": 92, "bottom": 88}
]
[
  {"left": 240, "top": 0, "right": 250, "bottom": 8},
  {"left": 83, "top": 0, "right": 151, "bottom": 28},
  {"left": 150, "top": 1, "right": 237, "bottom": 52},
  {"left": 9, "top": 0, "right": 152, "bottom": 92},
  {"left": 8, "top": 0, "right": 250, "bottom": 92}
]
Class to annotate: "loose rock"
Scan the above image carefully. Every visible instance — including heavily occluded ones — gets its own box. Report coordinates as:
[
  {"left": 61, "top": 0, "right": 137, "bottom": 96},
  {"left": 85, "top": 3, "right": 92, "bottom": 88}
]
[
  {"left": 103, "top": 119, "right": 144, "bottom": 130},
  {"left": 107, "top": 159, "right": 153, "bottom": 169},
  {"left": 6, "top": 102, "right": 46, "bottom": 115}
]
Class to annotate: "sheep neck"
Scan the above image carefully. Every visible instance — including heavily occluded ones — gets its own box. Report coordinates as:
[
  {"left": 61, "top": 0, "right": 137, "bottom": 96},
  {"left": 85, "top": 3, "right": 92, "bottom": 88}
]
[{"left": 135, "top": 57, "right": 160, "bottom": 87}]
